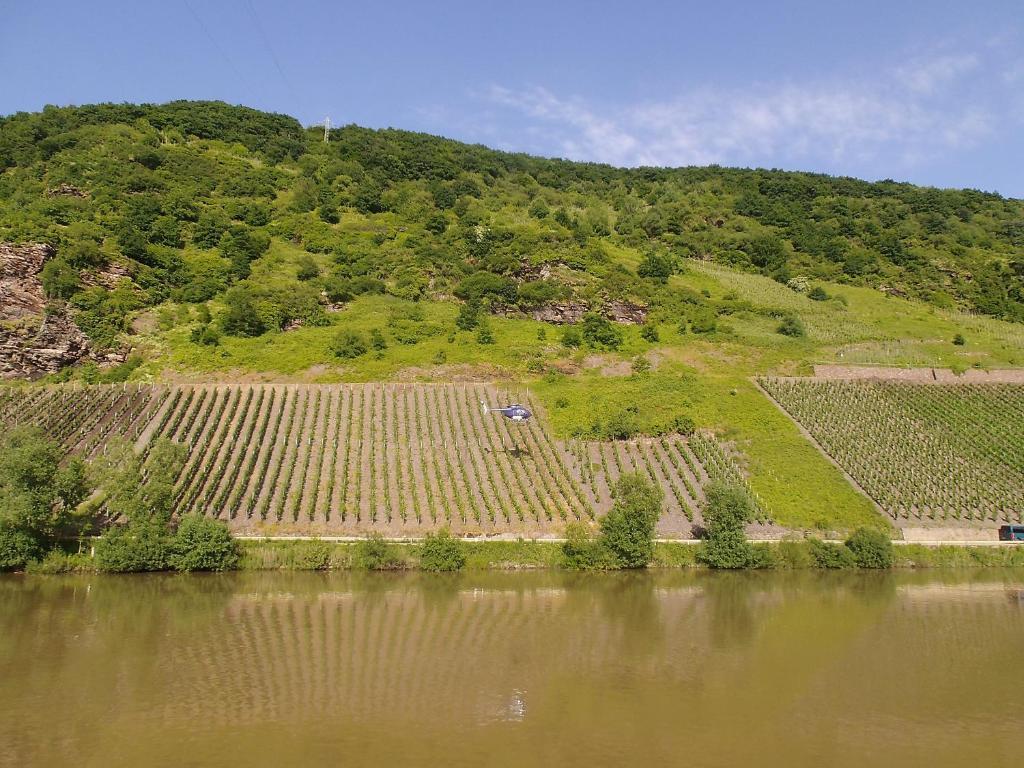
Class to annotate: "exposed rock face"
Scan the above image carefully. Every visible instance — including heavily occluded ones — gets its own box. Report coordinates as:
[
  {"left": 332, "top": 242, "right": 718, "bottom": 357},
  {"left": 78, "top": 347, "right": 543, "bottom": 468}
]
[
  {"left": 493, "top": 299, "right": 648, "bottom": 325},
  {"left": 604, "top": 300, "right": 647, "bottom": 324},
  {"left": 1, "top": 242, "right": 52, "bottom": 319},
  {"left": 0, "top": 242, "right": 93, "bottom": 379}
]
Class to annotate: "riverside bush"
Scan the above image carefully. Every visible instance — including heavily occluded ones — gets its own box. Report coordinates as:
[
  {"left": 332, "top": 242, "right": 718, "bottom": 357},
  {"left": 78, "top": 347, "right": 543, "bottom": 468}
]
[
  {"left": 355, "top": 533, "right": 402, "bottom": 570},
  {"left": 808, "top": 538, "right": 857, "bottom": 569},
  {"left": 169, "top": 515, "right": 239, "bottom": 571},
  {"left": 599, "top": 473, "right": 663, "bottom": 568},
  {"left": 699, "top": 482, "right": 754, "bottom": 569},
  {"left": 561, "top": 521, "right": 609, "bottom": 569},
  {"left": 0, "top": 522, "right": 41, "bottom": 571},
  {"left": 95, "top": 521, "right": 170, "bottom": 572},
  {"left": 419, "top": 528, "right": 466, "bottom": 572},
  {"left": 845, "top": 527, "right": 894, "bottom": 569}
]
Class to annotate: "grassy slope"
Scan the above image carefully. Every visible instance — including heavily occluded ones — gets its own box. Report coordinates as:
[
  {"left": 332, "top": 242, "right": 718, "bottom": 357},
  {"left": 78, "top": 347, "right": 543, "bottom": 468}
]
[{"left": 120, "top": 238, "right": 1024, "bottom": 532}]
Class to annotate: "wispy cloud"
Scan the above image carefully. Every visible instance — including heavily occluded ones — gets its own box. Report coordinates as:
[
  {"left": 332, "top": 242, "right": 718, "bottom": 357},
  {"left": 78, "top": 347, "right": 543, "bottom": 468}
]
[{"left": 479, "top": 50, "right": 1017, "bottom": 176}]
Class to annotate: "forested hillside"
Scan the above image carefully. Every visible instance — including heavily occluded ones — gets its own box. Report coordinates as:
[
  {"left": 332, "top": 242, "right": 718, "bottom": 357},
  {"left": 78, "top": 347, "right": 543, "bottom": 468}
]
[{"left": 1, "top": 99, "right": 1022, "bottom": 361}]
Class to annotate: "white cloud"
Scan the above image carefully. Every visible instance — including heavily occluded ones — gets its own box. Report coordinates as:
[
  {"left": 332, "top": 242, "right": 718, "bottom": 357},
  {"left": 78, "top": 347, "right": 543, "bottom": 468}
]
[
  {"left": 895, "top": 54, "right": 978, "bottom": 93},
  {"left": 480, "top": 52, "right": 1012, "bottom": 174}
]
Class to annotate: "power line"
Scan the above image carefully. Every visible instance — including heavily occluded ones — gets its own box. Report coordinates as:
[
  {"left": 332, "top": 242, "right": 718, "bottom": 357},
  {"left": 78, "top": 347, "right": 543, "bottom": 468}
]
[
  {"left": 181, "top": 0, "right": 256, "bottom": 102},
  {"left": 243, "top": 0, "right": 300, "bottom": 104}
]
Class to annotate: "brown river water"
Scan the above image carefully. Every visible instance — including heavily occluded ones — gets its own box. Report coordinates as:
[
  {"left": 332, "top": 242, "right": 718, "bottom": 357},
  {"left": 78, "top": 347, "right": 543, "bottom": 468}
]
[{"left": 2, "top": 570, "right": 1023, "bottom": 767}]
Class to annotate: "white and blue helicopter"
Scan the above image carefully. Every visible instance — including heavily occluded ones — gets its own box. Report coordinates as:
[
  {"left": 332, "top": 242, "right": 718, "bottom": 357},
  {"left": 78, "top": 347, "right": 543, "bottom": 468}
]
[{"left": 480, "top": 400, "right": 532, "bottom": 422}]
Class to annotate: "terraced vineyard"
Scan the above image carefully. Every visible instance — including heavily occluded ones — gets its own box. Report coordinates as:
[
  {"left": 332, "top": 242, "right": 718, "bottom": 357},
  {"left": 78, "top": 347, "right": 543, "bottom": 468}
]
[
  {"left": 0, "top": 382, "right": 761, "bottom": 537},
  {"left": 760, "top": 378, "right": 1024, "bottom": 523}
]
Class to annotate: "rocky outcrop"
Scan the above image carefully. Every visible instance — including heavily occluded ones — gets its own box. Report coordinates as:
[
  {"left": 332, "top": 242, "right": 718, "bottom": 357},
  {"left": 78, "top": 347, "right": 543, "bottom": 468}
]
[
  {"left": 493, "top": 299, "right": 647, "bottom": 325},
  {"left": 604, "top": 300, "right": 647, "bottom": 324},
  {"left": 0, "top": 242, "right": 94, "bottom": 379},
  {"left": 45, "top": 183, "right": 88, "bottom": 198}
]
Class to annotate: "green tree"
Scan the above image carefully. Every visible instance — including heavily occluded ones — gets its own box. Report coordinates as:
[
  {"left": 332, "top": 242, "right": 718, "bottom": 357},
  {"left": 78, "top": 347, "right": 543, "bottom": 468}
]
[
  {"left": 221, "top": 286, "right": 267, "bottom": 336},
  {"left": 0, "top": 427, "right": 89, "bottom": 569},
  {"left": 699, "top": 482, "right": 754, "bottom": 569},
  {"left": 599, "top": 473, "right": 663, "bottom": 568}
]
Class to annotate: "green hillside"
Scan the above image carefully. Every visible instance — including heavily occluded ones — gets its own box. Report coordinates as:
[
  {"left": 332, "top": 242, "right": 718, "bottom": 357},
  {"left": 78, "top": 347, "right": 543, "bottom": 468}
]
[{"left": 2, "top": 100, "right": 1023, "bottom": 532}]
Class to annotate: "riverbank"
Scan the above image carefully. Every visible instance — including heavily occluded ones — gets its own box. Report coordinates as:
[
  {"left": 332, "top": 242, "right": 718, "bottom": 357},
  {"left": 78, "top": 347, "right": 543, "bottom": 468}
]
[{"left": 25, "top": 537, "right": 1024, "bottom": 573}]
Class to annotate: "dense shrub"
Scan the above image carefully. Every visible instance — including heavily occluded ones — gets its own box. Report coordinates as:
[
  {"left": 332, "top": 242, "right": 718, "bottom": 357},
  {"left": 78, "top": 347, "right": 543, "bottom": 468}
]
[
  {"left": 599, "top": 473, "right": 663, "bottom": 568},
  {"left": 95, "top": 521, "right": 170, "bottom": 572},
  {"left": 419, "top": 528, "right": 466, "bottom": 571},
  {"left": 561, "top": 522, "right": 611, "bottom": 569},
  {"left": 169, "top": 515, "right": 239, "bottom": 571},
  {"left": 808, "top": 538, "right": 857, "bottom": 569},
  {"left": 699, "top": 482, "right": 754, "bottom": 569},
  {"left": 0, "top": 522, "right": 41, "bottom": 571},
  {"left": 355, "top": 533, "right": 402, "bottom": 570},
  {"left": 581, "top": 313, "right": 623, "bottom": 350},
  {"left": 331, "top": 329, "right": 368, "bottom": 358},
  {"left": 777, "top": 313, "right": 806, "bottom": 337},
  {"left": 844, "top": 527, "right": 894, "bottom": 568}
]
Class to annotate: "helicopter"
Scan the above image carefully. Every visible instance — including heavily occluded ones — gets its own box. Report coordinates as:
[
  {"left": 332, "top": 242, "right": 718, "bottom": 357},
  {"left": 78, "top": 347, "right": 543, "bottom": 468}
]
[{"left": 480, "top": 400, "right": 532, "bottom": 422}]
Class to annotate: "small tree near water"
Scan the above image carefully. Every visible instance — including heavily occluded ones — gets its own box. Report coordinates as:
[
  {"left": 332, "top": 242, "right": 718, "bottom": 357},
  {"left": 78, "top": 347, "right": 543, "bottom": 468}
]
[
  {"left": 699, "top": 482, "right": 754, "bottom": 569},
  {"left": 599, "top": 473, "right": 663, "bottom": 568}
]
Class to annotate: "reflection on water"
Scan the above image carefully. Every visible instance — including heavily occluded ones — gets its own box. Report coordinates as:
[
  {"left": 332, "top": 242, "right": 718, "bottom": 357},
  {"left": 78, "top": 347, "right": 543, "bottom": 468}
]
[{"left": 1, "top": 570, "right": 1023, "bottom": 767}]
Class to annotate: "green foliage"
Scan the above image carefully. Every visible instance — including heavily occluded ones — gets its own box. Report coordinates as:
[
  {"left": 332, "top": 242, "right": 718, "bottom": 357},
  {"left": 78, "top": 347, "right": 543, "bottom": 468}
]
[
  {"left": 639, "top": 323, "right": 659, "bottom": 342},
  {"left": 599, "top": 473, "right": 663, "bottom": 568},
  {"left": 331, "top": 329, "right": 368, "bottom": 358},
  {"left": 561, "top": 522, "right": 609, "bottom": 569},
  {"left": 41, "top": 258, "right": 80, "bottom": 299},
  {"left": 808, "top": 538, "right": 858, "bottom": 569},
  {"left": 699, "top": 482, "right": 754, "bottom": 569},
  {"left": 169, "top": 514, "right": 239, "bottom": 571},
  {"left": 581, "top": 313, "right": 623, "bottom": 350},
  {"left": 0, "top": 427, "right": 89, "bottom": 558},
  {"left": 419, "top": 528, "right": 466, "bottom": 571},
  {"left": 776, "top": 313, "right": 806, "bottom": 337},
  {"left": 808, "top": 286, "right": 829, "bottom": 301},
  {"left": 475, "top": 321, "right": 495, "bottom": 344},
  {"left": 844, "top": 527, "right": 894, "bottom": 568},
  {"left": 637, "top": 251, "right": 675, "bottom": 283},
  {"left": 354, "top": 533, "right": 402, "bottom": 570},
  {"left": 953, "top": 333, "right": 966, "bottom": 345},
  {"left": 221, "top": 286, "right": 267, "bottom": 336},
  {"left": 689, "top": 308, "right": 718, "bottom": 334},
  {"left": 95, "top": 520, "right": 171, "bottom": 572},
  {"left": 1, "top": 99, "right": 1022, "bottom": 345},
  {"left": 560, "top": 326, "right": 582, "bottom": 348},
  {"left": 455, "top": 299, "right": 481, "bottom": 330},
  {"left": 0, "top": 521, "right": 41, "bottom": 571},
  {"left": 369, "top": 327, "right": 387, "bottom": 351}
]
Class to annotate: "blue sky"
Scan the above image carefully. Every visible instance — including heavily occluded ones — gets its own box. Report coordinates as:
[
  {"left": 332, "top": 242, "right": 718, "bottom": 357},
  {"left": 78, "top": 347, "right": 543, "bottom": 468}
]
[{"left": 2, "top": 0, "right": 1023, "bottom": 196}]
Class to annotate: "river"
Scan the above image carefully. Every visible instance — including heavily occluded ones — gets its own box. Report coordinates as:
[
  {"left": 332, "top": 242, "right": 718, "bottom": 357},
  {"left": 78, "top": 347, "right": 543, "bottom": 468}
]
[{"left": 2, "top": 570, "right": 1022, "bottom": 767}]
